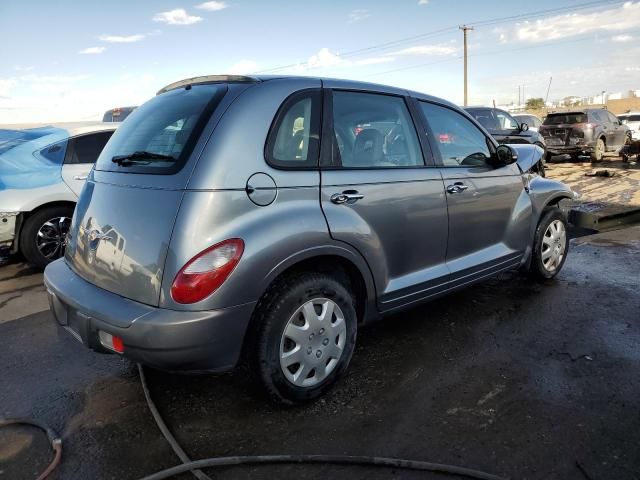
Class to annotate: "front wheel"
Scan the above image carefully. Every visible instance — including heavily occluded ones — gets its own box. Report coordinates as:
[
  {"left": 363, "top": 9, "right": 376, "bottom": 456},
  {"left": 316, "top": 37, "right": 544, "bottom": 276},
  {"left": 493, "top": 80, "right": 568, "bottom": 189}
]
[
  {"left": 252, "top": 273, "right": 358, "bottom": 405},
  {"left": 528, "top": 208, "right": 569, "bottom": 280}
]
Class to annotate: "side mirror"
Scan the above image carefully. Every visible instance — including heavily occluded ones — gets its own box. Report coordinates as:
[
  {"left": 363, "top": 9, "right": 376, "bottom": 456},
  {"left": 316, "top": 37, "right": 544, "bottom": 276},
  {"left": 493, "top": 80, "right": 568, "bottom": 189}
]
[
  {"left": 519, "top": 122, "right": 529, "bottom": 132},
  {"left": 493, "top": 144, "right": 518, "bottom": 167}
]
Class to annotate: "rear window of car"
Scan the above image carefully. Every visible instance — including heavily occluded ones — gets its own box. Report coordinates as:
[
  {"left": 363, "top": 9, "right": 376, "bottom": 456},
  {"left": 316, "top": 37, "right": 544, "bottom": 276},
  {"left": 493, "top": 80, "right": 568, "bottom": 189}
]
[
  {"left": 95, "top": 84, "right": 226, "bottom": 174},
  {"left": 543, "top": 113, "right": 587, "bottom": 125}
]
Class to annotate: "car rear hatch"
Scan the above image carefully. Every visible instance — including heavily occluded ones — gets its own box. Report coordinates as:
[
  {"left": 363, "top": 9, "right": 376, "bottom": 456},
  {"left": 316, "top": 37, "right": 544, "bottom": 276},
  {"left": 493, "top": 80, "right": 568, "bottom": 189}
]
[
  {"left": 64, "top": 80, "right": 253, "bottom": 309},
  {"left": 540, "top": 112, "right": 588, "bottom": 147}
]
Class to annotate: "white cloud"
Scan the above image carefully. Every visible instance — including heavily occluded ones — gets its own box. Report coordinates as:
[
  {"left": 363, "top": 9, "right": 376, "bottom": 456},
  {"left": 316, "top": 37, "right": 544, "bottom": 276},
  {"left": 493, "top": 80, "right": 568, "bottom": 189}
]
[
  {"left": 354, "top": 56, "right": 396, "bottom": 66},
  {"left": 497, "top": 2, "right": 640, "bottom": 43},
  {"left": 389, "top": 43, "right": 458, "bottom": 56},
  {"left": 196, "top": 1, "right": 228, "bottom": 11},
  {"left": 0, "top": 79, "right": 16, "bottom": 97},
  {"left": 22, "top": 74, "right": 88, "bottom": 84},
  {"left": 99, "top": 34, "right": 145, "bottom": 43},
  {"left": 79, "top": 47, "right": 106, "bottom": 54},
  {"left": 348, "top": 9, "right": 370, "bottom": 23},
  {"left": 612, "top": 34, "right": 633, "bottom": 42},
  {"left": 282, "top": 48, "right": 396, "bottom": 72},
  {"left": 308, "top": 48, "right": 344, "bottom": 68},
  {"left": 227, "top": 60, "right": 259, "bottom": 74},
  {"left": 418, "top": 0, "right": 429, "bottom": 5},
  {"left": 153, "top": 9, "right": 202, "bottom": 25}
]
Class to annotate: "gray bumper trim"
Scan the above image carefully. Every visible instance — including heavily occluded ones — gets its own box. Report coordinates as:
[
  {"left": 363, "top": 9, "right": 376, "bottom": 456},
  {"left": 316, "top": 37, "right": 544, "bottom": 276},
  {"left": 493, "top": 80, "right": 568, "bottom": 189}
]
[{"left": 44, "top": 259, "right": 256, "bottom": 372}]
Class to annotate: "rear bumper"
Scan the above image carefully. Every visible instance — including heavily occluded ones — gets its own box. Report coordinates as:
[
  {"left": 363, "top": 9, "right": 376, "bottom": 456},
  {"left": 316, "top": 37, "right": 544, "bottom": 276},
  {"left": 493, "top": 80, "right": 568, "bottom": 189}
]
[
  {"left": 43, "top": 259, "right": 256, "bottom": 372},
  {"left": 546, "top": 144, "right": 595, "bottom": 155}
]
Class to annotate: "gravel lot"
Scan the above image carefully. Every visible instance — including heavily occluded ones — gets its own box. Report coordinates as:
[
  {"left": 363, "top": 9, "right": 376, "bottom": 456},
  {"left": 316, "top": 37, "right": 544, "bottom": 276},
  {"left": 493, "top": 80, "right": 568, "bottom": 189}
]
[{"left": 1, "top": 227, "right": 639, "bottom": 480}]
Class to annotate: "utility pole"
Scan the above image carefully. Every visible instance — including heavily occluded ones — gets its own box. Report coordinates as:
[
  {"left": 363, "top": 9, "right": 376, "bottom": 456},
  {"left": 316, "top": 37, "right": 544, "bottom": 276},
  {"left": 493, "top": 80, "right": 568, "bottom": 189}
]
[
  {"left": 459, "top": 25, "right": 473, "bottom": 106},
  {"left": 518, "top": 85, "right": 521, "bottom": 106},
  {"left": 545, "top": 76, "right": 552, "bottom": 105}
]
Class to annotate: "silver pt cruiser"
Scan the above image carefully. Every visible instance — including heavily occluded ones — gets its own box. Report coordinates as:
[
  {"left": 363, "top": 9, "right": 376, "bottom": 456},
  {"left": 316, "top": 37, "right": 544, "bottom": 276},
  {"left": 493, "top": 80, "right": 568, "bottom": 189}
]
[{"left": 44, "top": 75, "right": 573, "bottom": 404}]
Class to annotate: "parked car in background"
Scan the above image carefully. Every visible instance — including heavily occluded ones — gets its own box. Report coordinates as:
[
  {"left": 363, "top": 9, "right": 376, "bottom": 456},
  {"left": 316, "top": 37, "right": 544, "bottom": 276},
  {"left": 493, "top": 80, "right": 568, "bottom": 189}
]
[
  {"left": 45, "top": 75, "right": 573, "bottom": 404},
  {"left": 513, "top": 113, "right": 543, "bottom": 132},
  {"left": 0, "top": 123, "right": 117, "bottom": 267},
  {"left": 617, "top": 111, "right": 640, "bottom": 141},
  {"left": 539, "top": 108, "right": 631, "bottom": 162},
  {"left": 102, "top": 106, "right": 137, "bottom": 122},
  {"left": 464, "top": 106, "right": 547, "bottom": 175}
]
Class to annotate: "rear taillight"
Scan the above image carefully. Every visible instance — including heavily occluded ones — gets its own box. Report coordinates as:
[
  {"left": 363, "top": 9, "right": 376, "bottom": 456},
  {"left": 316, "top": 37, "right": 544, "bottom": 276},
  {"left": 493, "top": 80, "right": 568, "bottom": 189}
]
[{"left": 170, "top": 238, "right": 244, "bottom": 304}]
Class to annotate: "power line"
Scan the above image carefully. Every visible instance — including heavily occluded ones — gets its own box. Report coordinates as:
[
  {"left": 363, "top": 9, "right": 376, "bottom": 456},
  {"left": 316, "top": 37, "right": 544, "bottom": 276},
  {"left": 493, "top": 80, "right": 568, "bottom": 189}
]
[
  {"left": 254, "top": 0, "right": 625, "bottom": 74},
  {"left": 368, "top": 35, "right": 596, "bottom": 77}
]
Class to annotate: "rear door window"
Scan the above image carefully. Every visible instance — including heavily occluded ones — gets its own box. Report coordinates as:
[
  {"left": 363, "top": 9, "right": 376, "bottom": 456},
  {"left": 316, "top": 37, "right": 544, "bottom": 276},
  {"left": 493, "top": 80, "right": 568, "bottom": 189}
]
[
  {"left": 95, "top": 84, "right": 227, "bottom": 174},
  {"left": 328, "top": 91, "right": 423, "bottom": 168},
  {"left": 65, "top": 132, "right": 113, "bottom": 164}
]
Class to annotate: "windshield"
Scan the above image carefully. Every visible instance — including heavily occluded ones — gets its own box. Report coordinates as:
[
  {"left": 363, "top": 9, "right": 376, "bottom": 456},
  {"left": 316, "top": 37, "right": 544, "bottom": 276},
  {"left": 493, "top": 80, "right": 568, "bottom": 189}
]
[
  {"left": 0, "top": 128, "right": 52, "bottom": 155},
  {"left": 543, "top": 113, "right": 587, "bottom": 125},
  {"left": 95, "top": 84, "right": 226, "bottom": 174}
]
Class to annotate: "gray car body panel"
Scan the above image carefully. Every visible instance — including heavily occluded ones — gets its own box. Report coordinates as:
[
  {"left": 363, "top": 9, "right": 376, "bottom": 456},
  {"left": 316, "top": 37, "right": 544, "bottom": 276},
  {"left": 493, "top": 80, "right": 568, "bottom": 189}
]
[{"left": 45, "top": 75, "right": 574, "bottom": 372}]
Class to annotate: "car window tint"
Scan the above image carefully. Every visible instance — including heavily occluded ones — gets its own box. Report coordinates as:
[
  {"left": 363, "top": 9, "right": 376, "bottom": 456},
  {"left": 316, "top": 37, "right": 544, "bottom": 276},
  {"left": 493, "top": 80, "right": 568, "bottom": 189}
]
[
  {"left": 40, "top": 139, "right": 68, "bottom": 165},
  {"left": 420, "top": 102, "right": 491, "bottom": 168},
  {"left": 66, "top": 132, "right": 113, "bottom": 164},
  {"left": 269, "top": 91, "right": 319, "bottom": 168},
  {"left": 495, "top": 111, "right": 519, "bottom": 130},
  {"left": 331, "top": 91, "right": 423, "bottom": 168}
]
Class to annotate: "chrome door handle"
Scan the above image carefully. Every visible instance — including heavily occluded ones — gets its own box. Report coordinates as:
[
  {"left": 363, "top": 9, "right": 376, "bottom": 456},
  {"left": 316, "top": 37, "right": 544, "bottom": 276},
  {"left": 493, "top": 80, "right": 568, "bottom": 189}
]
[
  {"left": 330, "top": 191, "right": 364, "bottom": 204},
  {"left": 73, "top": 175, "right": 88, "bottom": 181},
  {"left": 446, "top": 183, "right": 469, "bottom": 194}
]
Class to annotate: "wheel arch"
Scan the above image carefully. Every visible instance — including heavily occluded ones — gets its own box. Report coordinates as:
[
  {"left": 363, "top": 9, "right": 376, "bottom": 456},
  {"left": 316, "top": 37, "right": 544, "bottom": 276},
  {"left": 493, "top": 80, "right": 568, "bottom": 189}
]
[{"left": 15, "top": 201, "right": 76, "bottom": 254}]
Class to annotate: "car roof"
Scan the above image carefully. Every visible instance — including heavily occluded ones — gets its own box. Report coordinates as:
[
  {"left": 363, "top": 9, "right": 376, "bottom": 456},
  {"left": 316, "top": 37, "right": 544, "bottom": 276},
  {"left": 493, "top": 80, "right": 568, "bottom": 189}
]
[{"left": 156, "top": 74, "right": 461, "bottom": 111}]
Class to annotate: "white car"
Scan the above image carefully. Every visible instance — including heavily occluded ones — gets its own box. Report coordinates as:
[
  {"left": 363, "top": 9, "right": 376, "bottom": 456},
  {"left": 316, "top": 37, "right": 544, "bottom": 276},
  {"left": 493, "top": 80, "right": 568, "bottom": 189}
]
[
  {"left": 0, "top": 123, "right": 117, "bottom": 267},
  {"left": 618, "top": 112, "right": 640, "bottom": 141}
]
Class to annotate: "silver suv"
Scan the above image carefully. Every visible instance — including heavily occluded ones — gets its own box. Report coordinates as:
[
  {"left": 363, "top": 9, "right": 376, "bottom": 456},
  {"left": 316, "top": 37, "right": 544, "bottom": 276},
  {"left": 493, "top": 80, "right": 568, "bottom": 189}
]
[{"left": 44, "top": 75, "right": 573, "bottom": 404}]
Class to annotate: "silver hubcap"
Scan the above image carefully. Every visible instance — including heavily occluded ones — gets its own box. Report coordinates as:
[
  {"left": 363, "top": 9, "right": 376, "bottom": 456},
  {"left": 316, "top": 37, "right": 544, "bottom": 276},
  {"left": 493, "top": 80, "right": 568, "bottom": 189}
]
[
  {"left": 541, "top": 219, "right": 566, "bottom": 272},
  {"left": 37, "top": 217, "right": 71, "bottom": 260},
  {"left": 280, "top": 298, "right": 347, "bottom": 388}
]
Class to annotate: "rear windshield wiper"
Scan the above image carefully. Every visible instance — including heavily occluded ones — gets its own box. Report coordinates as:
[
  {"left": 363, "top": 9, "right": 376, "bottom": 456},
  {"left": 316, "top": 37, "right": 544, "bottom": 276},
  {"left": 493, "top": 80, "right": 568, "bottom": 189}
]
[{"left": 112, "top": 151, "right": 176, "bottom": 166}]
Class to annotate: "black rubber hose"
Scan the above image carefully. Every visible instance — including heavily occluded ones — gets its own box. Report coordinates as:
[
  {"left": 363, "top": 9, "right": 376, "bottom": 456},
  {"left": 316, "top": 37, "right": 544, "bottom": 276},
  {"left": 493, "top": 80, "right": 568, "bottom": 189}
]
[
  {"left": 0, "top": 418, "right": 62, "bottom": 480},
  {"left": 138, "top": 454, "right": 508, "bottom": 480},
  {"left": 138, "top": 364, "right": 213, "bottom": 480},
  {"left": 138, "top": 365, "right": 508, "bottom": 480}
]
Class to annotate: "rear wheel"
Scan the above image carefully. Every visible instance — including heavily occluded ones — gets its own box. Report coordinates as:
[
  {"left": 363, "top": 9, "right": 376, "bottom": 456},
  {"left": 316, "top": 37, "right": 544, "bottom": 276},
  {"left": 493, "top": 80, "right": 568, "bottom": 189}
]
[
  {"left": 528, "top": 208, "right": 569, "bottom": 280},
  {"left": 591, "top": 137, "right": 605, "bottom": 162},
  {"left": 19, "top": 205, "right": 74, "bottom": 269},
  {"left": 252, "top": 273, "right": 357, "bottom": 405}
]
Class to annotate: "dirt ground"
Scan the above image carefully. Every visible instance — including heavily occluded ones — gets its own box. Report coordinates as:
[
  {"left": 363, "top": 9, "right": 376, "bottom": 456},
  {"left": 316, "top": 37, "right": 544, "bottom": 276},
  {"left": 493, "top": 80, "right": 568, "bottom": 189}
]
[
  {"left": 1, "top": 227, "right": 639, "bottom": 480},
  {"left": 545, "top": 155, "right": 640, "bottom": 220}
]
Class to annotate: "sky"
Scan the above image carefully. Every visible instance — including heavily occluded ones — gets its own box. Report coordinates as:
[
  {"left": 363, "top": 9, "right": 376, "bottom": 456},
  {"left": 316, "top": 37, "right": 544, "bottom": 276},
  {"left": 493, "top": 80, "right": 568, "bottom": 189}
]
[{"left": 1, "top": 0, "right": 639, "bottom": 123}]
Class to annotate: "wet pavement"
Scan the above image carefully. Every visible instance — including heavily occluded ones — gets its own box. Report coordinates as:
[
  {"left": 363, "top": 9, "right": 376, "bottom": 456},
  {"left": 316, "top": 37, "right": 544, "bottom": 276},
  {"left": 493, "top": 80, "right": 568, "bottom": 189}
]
[{"left": 1, "top": 227, "right": 639, "bottom": 480}]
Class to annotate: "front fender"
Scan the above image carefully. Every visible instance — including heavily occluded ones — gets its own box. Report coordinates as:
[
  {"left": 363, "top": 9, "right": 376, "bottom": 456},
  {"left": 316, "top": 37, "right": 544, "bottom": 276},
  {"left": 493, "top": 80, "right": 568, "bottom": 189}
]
[{"left": 528, "top": 176, "right": 575, "bottom": 224}]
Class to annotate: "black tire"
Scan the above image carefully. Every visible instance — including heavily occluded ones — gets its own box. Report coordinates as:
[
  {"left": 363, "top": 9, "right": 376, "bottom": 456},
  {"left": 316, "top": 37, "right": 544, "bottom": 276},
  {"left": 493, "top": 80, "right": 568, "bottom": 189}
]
[
  {"left": 19, "top": 205, "right": 74, "bottom": 269},
  {"left": 528, "top": 208, "right": 569, "bottom": 280},
  {"left": 252, "top": 272, "right": 357, "bottom": 405},
  {"left": 590, "top": 137, "right": 605, "bottom": 162}
]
